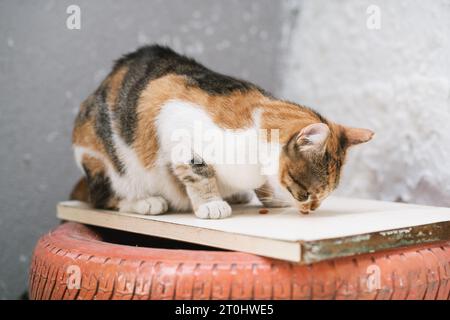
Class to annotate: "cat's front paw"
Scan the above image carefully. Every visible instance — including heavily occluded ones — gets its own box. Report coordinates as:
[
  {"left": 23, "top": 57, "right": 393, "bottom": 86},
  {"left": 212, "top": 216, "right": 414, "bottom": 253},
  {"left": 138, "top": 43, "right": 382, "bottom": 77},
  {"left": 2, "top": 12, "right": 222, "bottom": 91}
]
[
  {"left": 119, "top": 196, "right": 169, "bottom": 215},
  {"left": 195, "top": 200, "right": 232, "bottom": 219}
]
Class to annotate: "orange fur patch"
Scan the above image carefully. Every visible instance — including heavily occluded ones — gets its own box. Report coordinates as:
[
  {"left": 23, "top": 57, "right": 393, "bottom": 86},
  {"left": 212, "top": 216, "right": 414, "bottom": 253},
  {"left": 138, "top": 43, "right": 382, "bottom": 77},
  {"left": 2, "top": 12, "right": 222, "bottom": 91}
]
[
  {"left": 72, "top": 105, "right": 106, "bottom": 155},
  {"left": 75, "top": 72, "right": 332, "bottom": 174},
  {"left": 81, "top": 154, "right": 105, "bottom": 176},
  {"left": 132, "top": 74, "right": 327, "bottom": 168}
]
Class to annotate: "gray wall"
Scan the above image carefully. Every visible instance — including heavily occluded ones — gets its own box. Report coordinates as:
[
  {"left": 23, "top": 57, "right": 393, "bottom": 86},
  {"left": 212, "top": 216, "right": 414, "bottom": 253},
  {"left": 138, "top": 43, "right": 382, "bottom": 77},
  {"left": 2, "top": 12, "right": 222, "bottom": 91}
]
[{"left": 0, "top": 0, "right": 289, "bottom": 299}]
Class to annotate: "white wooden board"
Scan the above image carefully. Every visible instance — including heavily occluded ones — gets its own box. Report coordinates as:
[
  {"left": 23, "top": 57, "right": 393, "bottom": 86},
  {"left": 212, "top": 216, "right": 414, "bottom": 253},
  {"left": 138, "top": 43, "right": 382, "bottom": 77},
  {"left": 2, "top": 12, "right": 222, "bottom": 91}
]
[{"left": 57, "top": 196, "right": 450, "bottom": 263}]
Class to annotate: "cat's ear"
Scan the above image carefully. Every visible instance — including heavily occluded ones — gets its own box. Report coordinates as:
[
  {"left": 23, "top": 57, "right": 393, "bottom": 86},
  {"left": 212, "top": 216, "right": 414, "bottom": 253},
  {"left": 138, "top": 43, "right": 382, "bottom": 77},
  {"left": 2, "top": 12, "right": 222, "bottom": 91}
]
[
  {"left": 296, "top": 123, "right": 330, "bottom": 153},
  {"left": 343, "top": 127, "right": 374, "bottom": 146}
]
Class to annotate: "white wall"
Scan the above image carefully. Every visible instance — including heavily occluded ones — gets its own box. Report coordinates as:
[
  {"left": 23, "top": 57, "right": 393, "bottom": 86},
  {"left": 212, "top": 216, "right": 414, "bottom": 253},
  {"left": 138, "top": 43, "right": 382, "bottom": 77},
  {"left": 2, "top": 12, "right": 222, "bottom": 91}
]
[{"left": 280, "top": 0, "right": 450, "bottom": 206}]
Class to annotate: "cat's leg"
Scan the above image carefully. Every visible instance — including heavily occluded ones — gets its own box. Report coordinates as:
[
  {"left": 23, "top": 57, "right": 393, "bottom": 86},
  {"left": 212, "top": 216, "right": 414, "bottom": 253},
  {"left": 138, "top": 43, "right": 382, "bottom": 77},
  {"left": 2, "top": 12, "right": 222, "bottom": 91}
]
[
  {"left": 81, "top": 154, "right": 169, "bottom": 215},
  {"left": 172, "top": 162, "right": 232, "bottom": 219},
  {"left": 118, "top": 196, "right": 169, "bottom": 215},
  {"left": 224, "top": 191, "right": 254, "bottom": 204},
  {"left": 255, "top": 182, "right": 291, "bottom": 208}
]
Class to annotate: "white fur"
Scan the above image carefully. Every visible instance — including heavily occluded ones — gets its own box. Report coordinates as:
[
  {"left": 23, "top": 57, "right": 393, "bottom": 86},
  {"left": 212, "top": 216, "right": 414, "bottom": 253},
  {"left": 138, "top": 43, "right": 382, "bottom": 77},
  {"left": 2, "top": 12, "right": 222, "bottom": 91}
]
[
  {"left": 156, "top": 100, "right": 271, "bottom": 197},
  {"left": 119, "top": 196, "right": 168, "bottom": 215},
  {"left": 195, "top": 200, "right": 232, "bottom": 219},
  {"left": 74, "top": 142, "right": 192, "bottom": 212},
  {"left": 74, "top": 99, "right": 292, "bottom": 216}
]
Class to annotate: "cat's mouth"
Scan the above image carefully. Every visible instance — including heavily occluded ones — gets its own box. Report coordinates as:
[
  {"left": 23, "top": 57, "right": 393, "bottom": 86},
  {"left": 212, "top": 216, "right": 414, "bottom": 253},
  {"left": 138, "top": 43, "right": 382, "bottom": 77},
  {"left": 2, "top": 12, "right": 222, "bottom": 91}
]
[{"left": 297, "top": 195, "right": 321, "bottom": 215}]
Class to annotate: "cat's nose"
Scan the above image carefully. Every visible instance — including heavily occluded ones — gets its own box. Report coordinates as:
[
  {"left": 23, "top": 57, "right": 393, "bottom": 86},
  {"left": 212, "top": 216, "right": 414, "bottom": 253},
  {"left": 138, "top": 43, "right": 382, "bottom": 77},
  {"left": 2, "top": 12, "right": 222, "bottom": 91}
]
[{"left": 299, "top": 203, "right": 310, "bottom": 215}]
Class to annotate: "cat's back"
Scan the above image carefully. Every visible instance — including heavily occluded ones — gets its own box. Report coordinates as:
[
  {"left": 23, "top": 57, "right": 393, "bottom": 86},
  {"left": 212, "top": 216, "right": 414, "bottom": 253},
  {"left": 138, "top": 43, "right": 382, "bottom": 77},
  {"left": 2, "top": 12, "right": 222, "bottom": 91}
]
[
  {"left": 73, "top": 45, "right": 269, "bottom": 172},
  {"left": 114, "top": 44, "right": 259, "bottom": 95},
  {"left": 72, "top": 46, "right": 183, "bottom": 156},
  {"left": 113, "top": 44, "right": 193, "bottom": 79}
]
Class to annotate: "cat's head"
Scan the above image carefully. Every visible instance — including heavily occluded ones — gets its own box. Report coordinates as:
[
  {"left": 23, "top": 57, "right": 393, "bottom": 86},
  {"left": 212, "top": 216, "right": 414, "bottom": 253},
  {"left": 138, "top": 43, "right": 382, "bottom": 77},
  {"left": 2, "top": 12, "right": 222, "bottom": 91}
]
[{"left": 276, "top": 122, "right": 373, "bottom": 214}]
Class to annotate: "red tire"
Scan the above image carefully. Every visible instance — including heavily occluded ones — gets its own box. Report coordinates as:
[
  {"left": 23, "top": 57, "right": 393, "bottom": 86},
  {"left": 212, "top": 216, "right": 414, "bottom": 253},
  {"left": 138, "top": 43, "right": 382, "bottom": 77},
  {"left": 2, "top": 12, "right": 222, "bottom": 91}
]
[{"left": 29, "top": 222, "right": 450, "bottom": 300}]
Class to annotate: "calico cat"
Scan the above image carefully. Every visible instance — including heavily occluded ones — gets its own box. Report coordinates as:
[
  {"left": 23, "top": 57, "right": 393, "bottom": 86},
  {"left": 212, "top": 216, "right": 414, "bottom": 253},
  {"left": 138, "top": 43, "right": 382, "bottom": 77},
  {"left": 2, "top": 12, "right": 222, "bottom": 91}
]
[{"left": 71, "top": 45, "right": 373, "bottom": 218}]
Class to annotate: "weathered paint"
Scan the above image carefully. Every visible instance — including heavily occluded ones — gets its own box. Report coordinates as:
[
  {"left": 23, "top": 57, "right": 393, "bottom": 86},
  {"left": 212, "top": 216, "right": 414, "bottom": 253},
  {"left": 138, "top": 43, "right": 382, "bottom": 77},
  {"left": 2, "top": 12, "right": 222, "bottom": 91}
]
[{"left": 301, "top": 221, "right": 450, "bottom": 264}]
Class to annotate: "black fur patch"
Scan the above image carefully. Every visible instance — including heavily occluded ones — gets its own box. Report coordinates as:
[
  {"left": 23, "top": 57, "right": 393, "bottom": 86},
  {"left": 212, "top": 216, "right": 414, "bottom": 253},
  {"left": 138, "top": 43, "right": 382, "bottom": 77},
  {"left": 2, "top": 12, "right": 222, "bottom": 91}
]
[
  {"left": 188, "top": 154, "right": 215, "bottom": 178},
  {"left": 191, "top": 162, "right": 215, "bottom": 178},
  {"left": 338, "top": 131, "right": 349, "bottom": 150},
  {"left": 94, "top": 86, "right": 125, "bottom": 174},
  {"left": 83, "top": 165, "right": 115, "bottom": 209}
]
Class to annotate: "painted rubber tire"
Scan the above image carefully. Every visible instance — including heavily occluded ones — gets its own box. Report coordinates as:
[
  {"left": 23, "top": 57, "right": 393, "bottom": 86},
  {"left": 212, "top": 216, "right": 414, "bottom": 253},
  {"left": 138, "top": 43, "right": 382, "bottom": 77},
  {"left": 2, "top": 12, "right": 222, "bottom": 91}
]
[{"left": 29, "top": 222, "right": 450, "bottom": 300}]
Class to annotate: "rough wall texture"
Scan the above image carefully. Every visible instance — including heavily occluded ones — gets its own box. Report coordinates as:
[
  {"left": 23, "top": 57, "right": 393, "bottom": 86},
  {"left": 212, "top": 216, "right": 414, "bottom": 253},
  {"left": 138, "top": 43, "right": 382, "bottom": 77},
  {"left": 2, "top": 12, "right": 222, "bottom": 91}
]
[
  {"left": 280, "top": 0, "right": 450, "bottom": 206},
  {"left": 0, "top": 0, "right": 284, "bottom": 299}
]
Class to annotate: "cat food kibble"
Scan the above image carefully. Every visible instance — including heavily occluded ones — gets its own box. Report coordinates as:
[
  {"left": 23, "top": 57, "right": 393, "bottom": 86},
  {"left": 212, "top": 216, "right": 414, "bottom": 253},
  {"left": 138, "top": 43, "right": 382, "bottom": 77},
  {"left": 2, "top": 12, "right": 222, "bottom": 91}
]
[{"left": 259, "top": 208, "right": 269, "bottom": 214}]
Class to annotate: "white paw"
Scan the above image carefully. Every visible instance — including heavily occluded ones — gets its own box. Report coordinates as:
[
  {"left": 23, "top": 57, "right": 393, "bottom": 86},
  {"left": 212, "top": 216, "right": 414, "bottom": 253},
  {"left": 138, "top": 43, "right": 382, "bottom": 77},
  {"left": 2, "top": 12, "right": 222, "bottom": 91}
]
[
  {"left": 195, "top": 200, "right": 232, "bottom": 219},
  {"left": 119, "top": 196, "right": 169, "bottom": 215}
]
